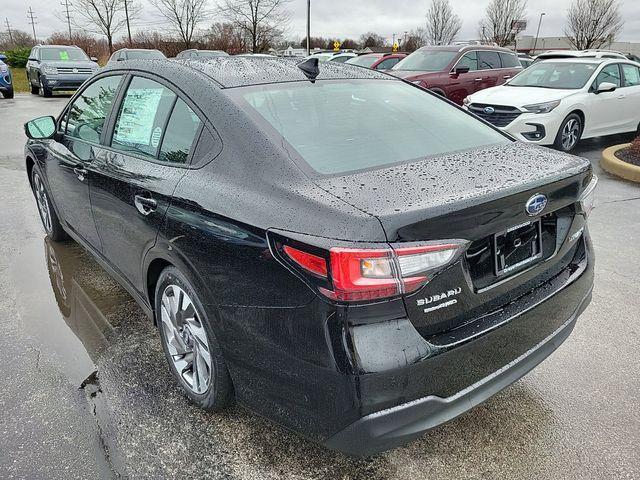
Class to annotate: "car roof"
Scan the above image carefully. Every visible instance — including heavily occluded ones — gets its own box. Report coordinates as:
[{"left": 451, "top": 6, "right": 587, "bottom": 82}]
[
  {"left": 39, "top": 44, "right": 82, "bottom": 49},
  {"left": 124, "top": 57, "right": 393, "bottom": 88},
  {"left": 537, "top": 57, "right": 608, "bottom": 64},
  {"left": 418, "top": 44, "right": 515, "bottom": 53}
]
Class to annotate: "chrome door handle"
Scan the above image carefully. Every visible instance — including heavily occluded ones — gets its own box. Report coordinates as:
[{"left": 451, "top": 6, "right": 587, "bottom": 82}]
[
  {"left": 617, "top": 94, "right": 625, "bottom": 99},
  {"left": 134, "top": 194, "right": 157, "bottom": 215},
  {"left": 503, "top": 75, "right": 511, "bottom": 79},
  {"left": 474, "top": 78, "right": 482, "bottom": 82},
  {"left": 73, "top": 166, "right": 87, "bottom": 181}
]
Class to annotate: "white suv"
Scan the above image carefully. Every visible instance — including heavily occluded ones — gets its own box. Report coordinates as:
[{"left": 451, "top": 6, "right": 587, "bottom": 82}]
[{"left": 464, "top": 58, "right": 640, "bottom": 151}]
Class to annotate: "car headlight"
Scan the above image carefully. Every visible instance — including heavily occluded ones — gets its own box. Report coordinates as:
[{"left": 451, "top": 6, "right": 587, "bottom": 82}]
[
  {"left": 522, "top": 99, "right": 560, "bottom": 114},
  {"left": 463, "top": 96, "right": 470, "bottom": 106},
  {"left": 579, "top": 175, "right": 598, "bottom": 218},
  {"left": 0, "top": 64, "right": 7, "bottom": 73},
  {"left": 41, "top": 65, "right": 58, "bottom": 75}
]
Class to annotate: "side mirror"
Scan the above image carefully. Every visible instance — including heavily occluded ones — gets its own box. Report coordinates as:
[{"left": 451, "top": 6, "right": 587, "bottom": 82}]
[
  {"left": 90, "top": 56, "right": 98, "bottom": 62},
  {"left": 116, "top": 57, "right": 124, "bottom": 61},
  {"left": 24, "top": 116, "right": 56, "bottom": 139},
  {"left": 454, "top": 65, "right": 470, "bottom": 75},
  {"left": 28, "top": 57, "right": 38, "bottom": 62},
  {"left": 595, "top": 81, "right": 617, "bottom": 94}
]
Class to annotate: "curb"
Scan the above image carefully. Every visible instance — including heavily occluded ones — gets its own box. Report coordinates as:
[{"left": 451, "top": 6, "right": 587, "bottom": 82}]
[{"left": 600, "top": 143, "right": 640, "bottom": 183}]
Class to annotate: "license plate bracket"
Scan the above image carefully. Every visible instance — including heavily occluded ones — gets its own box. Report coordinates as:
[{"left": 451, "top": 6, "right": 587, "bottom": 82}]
[{"left": 494, "top": 220, "right": 542, "bottom": 276}]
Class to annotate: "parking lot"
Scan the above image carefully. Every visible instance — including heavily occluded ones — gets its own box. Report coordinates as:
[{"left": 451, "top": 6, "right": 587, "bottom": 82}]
[{"left": 1, "top": 93, "right": 639, "bottom": 479}]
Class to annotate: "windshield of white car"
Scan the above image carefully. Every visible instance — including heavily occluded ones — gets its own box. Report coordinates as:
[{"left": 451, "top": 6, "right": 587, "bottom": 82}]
[
  {"left": 392, "top": 50, "right": 457, "bottom": 72},
  {"left": 507, "top": 62, "right": 598, "bottom": 89}
]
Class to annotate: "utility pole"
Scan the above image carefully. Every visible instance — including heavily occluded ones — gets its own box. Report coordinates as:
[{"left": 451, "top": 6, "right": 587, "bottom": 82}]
[
  {"left": 532, "top": 12, "right": 545, "bottom": 55},
  {"left": 61, "top": 0, "right": 72, "bottom": 42},
  {"left": 306, "top": 0, "right": 310, "bottom": 56},
  {"left": 4, "top": 18, "right": 13, "bottom": 44},
  {"left": 403, "top": 31, "right": 408, "bottom": 49},
  {"left": 124, "top": 0, "right": 132, "bottom": 46},
  {"left": 27, "top": 7, "right": 37, "bottom": 44},
  {"left": 392, "top": 33, "right": 396, "bottom": 47}
]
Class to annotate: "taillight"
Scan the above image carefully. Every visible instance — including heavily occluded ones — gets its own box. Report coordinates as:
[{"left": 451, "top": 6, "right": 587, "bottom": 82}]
[{"left": 280, "top": 239, "right": 465, "bottom": 303}]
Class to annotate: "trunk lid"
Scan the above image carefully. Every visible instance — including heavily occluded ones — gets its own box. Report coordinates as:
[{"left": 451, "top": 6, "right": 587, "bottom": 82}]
[{"left": 313, "top": 141, "right": 592, "bottom": 336}]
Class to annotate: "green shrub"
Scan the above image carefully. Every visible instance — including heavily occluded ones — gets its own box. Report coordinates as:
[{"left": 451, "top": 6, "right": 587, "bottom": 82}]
[{"left": 4, "top": 47, "right": 31, "bottom": 68}]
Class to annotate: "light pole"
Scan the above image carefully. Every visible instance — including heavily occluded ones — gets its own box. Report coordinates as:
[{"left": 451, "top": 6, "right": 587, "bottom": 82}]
[
  {"left": 532, "top": 12, "right": 545, "bottom": 55},
  {"left": 306, "top": 0, "right": 311, "bottom": 56}
]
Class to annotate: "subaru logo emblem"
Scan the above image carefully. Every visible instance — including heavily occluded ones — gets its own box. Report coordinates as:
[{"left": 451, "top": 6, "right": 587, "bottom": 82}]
[
  {"left": 525, "top": 194, "right": 547, "bottom": 216},
  {"left": 483, "top": 106, "right": 495, "bottom": 114}
]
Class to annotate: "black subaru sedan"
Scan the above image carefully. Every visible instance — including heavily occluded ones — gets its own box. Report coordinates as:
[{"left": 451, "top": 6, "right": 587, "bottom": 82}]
[{"left": 24, "top": 57, "right": 596, "bottom": 456}]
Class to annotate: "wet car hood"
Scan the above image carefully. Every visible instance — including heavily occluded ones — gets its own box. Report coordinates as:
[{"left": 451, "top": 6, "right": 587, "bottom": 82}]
[
  {"left": 312, "top": 141, "right": 590, "bottom": 229},
  {"left": 469, "top": 85, "right": 579, "bottom": 108}
]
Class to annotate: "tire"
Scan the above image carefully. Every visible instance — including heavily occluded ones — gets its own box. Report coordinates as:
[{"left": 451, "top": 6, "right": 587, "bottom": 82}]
[
  {"left": 30, "top": 82, "right": 39, "bottom": 95},
  {"left": 3, "top": 87, "right": 14, "bottom": 99},
  {"left": 554, "top": 113, "right": 582, "bottom": 152},
  {"left": 155, "top": 266, "right": 233, "bottom": 410},
  {"left": 39, "top": 76, "right": 52, "bottom": 98},
  {"left": 31, "top": 169, "right": 68, "bottom": 241}
]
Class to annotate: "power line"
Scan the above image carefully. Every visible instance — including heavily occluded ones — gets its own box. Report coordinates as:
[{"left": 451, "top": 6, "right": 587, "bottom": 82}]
[
  {"left": 27, "top": 6, "right": 37, "bottom": 43},
  {"left": 61, "top": 0, "right": 72, "bottom": 42},
  {"left": 4, "top": 17, "right": 13, "bottom": 44}
]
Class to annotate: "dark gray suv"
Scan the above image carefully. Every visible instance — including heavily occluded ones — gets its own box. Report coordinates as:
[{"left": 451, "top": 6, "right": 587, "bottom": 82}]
[{"left": 26, "top": 45, "right": 99, "bottom": 97}]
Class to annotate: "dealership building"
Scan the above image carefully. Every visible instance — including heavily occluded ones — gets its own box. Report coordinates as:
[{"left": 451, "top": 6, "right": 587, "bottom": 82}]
[{"left": 515, "top": 35, "right": 640, "bottom": 57}]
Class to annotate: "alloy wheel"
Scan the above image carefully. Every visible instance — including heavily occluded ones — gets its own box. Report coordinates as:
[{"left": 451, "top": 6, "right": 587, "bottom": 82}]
[
  {"left": 33, "top": 172, "right": 53, "bottom": 234},
  {"left": 160, "top": 285, "right": 212, "bottom": 394},
  {"left": 561, "top": 118, "right": 580, "bottom": 150}
]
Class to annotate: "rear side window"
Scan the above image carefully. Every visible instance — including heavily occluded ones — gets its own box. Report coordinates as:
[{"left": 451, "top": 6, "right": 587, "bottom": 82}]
[
  {"left": 595, "top": 64, "right": 621, "bottom": 88},
  {"left": 456, "top": 51, "right": 478, "bottom": 71},
  {"left": 239, "top": 80, "right": 508, "bottom": 175},
  {"left": 478, "top": 51, "right": 501, "bottom": 70},
  {"left": 64, "top": 75, "right": 123, "bottom": 143},
  {"left": 159, "top": 98, "right": 202, "bottom": 164},
  {"left": 622, "top": 64, "right": 640, "bottom": 86},
  {"left": 111, "top": 76, "right": 176, "bottom": 158},
  {"left": 499, "top": 53, "right": 520, "bottom": 68}
]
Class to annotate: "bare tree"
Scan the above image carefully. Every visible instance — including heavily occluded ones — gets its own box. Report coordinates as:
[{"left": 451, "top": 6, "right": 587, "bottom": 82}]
[
  {"left": 72, "top": 0, "right": 133, "bottom": 53},
  {"left": 150, "top": 0, "right": 209, "bottom": 49},
  {"left": 203, "top": 22, "right": 247, "bottom": 54},
  {"left": 479, "top": 0, "right": 527, "bottom": 47},
  {"left": 425, "top": 0, "right": 461, "bottom": 45},
  {"left": 221, "top": 0, "right": 291, "bottom": 53},
  {"left": 403, "top": 27, "right": 428, "bottom": 52},
  {"left": 564, "top": 0, "right": 623, "bottom": 50},
  {"left": 359, "top": 32, "right": 386, "bottom": 48}
]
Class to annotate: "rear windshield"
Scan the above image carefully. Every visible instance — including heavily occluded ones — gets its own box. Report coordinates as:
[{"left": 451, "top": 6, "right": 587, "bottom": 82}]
[
  {"left": 392, "top": 49, "right": 457, "bottom": 72},
  {"left": 507, "top": 62, "right": 598, "bottom": 89},
  {"left": 40, "top": 47, "right": 88, "bottom": 61},
  {"left": 346, "top": 56, "right": 380, "bottom": 68},
  {"left": 237, "top": 80, "right": 508, "bottom": 175},
  {"left": 127, "top": 50, "right": 166, "bottom": 60}
]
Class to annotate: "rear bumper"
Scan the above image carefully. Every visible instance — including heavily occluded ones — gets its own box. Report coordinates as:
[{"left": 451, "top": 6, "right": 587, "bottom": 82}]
[{"left": 324, "top": 288, "right": 590, "bottom": 456}]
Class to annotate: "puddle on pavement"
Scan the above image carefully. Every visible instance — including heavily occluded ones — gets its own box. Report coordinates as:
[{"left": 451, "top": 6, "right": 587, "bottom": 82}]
[{"left": 10, "top": 235, "right": 137, "bottom": 386}]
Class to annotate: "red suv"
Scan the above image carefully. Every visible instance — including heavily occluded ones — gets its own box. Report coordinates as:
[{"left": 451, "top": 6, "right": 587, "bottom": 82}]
[{"left": 390, "top": 45, "right": 522, "bottom": 105}]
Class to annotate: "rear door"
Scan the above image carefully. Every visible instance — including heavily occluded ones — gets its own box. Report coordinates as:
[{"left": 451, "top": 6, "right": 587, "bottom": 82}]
[
  {"left": 88, "top": 74, "right": 203, "bottom": 293},
  {"left": 476, "top": 51, "right": 502, "bottom": 91},
  {"left": 498, "top": 52, "right": 522, "bottom": 83}
]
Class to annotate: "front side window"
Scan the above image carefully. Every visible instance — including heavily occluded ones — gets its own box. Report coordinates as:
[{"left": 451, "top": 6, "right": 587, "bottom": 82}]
[
  {"left": 478, "top": 51, "right": 501, "bottom": 70},
  {"left": 347, "top": 56, "right": 380, "bottom": 68},
  {"left": 159, "top": 98, "right": 202, "bottom": 164},
  {"left": 111, "top": 77, "right": 176, "bottom": 158},
  {"left": 376, "top": 57, "right": 401, "bottom": 70},
  {"left": 40, "top": 47, "right": 89, "bottom": 61},
  {"left": 622, "top": 64, "right": 640, "bottom": 87},
  {"left": 238, "top": 80, "right": 508, "bottom": 175},
  {"left": 65, "top": 75, "right": 123, "bottom": 143},
  {"left": 456, "top": 52, "right": 478, "bottom": 71},
  {"left": 595, "top": 64, "right": 621, "bottom": 88}
]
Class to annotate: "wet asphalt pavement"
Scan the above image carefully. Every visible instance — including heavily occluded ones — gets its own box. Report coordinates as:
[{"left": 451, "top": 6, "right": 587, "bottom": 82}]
[{"left": 1, "top": 94, "right": 639, "bottom": 479}]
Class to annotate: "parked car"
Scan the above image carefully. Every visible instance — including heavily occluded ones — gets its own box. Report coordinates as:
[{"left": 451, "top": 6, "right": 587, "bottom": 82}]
[
  {"left": 534, "top": 50, "right": 628, "bottom": 62},
  {"left": 176, "top": 49, "right": 229, "bottom": 59},
  {"left": 308, "top": 51, "right": 358, "bottom": 63},
  {"left": 108, "top": 48, "right": 166, "bottom": 63},
  {"left": 26, "top": 45, "right": 100, "bottom": 97},
  {"left": 24, "top": 57, "right": 595, "bottom": 456},
  {"left": 517, "top": 53, "right": 534, "bottom": 68},
  {"left": 0, "top": 54, "right": 13, "bottom": 99},
  {"left": 346, "top": 52, "right": 407, "bottom": 70},
  {"left": 465, "top": 58, "right": 640, "bottom": 151},
  {"left": 390, "top": 45, "right": 522, "bottom": 104}
]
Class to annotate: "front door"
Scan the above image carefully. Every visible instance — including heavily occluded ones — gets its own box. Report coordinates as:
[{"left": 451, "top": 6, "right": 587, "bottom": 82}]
[
  {"left": 89, "top": 75, "right": 203, "bottom": 293},
  {"left": 45, "top": 74, "right": 124, "bottom": 249},
  {"left": 448, "top": 51, "right": 480, "bottom": 105}
]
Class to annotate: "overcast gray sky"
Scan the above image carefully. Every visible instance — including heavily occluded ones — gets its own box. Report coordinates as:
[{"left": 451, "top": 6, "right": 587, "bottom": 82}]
[{"left": 3, "top": 0, "right": 639, "bottom": 44}]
